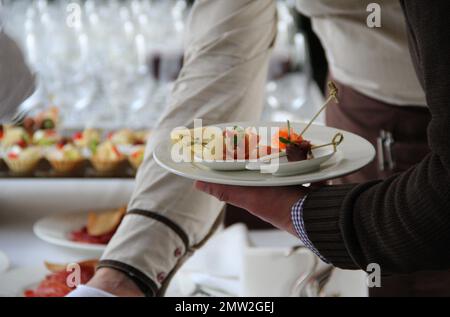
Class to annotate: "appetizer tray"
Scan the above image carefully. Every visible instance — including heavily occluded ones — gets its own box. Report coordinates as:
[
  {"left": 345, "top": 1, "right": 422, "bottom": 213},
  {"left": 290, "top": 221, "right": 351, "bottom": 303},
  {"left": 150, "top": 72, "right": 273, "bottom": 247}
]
[
  {"left": 1, "top": 107, "right": 149, "bottom": 179},
  {"left": 154, "top": 121, "right": 375, "bottom": 187},
  {"left": 0, "top": 157, "right": 136, "bottom": 179},
  {"left": 0, "top": 158, "right": 136, "bottom": 179}
]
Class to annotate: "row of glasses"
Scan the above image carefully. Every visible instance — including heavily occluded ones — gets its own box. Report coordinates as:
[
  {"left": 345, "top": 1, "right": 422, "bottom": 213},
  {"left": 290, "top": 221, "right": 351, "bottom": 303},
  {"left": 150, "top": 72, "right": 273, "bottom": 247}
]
[
  {"left": 1, "top": 0, "right": 310, "bottom": 129},
  {"left": 1, "top": 0, "right": 188, "bottom": 129},
  {"left": 263, "top": 1, "right": 314, "bottom": 123}
]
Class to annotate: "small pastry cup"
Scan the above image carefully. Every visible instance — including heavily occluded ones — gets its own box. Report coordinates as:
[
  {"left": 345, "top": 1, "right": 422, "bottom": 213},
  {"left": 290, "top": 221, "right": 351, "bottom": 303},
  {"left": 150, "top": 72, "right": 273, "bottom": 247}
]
[
  {"left": 4, "top": 157, "right": 41, "bottom": 176},
  {"left": 91, "top": 156, "right": 125, "bottom": 174},
  {"left": 49, "top": 159, "right": 84, "bottom": 175}
]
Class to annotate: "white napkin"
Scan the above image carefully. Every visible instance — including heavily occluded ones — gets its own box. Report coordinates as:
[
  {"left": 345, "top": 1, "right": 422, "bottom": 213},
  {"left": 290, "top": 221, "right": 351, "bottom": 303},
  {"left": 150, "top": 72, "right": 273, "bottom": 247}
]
[
  {"left": 66, "top": 285, "right": 116, "bottom": 297},
  {"left": 170, "top": 224, "right": 249, "bottom": 296}
]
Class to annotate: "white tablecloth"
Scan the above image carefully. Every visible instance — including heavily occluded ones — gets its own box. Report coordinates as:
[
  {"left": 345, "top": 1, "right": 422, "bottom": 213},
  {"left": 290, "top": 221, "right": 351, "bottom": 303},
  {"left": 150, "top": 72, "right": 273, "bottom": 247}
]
[
  {"left": 0, "top": 179, "right": 135, "bottom": 267},
  {"left": 0, "top": 178, "right": 367, "bottom": 296}
]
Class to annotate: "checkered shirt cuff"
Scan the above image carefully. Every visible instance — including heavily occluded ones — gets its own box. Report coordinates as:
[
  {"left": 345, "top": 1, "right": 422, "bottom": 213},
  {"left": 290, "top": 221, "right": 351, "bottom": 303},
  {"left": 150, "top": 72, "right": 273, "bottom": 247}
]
[{"left": 291, "top": 196, "right": 329, "bottom": 263}]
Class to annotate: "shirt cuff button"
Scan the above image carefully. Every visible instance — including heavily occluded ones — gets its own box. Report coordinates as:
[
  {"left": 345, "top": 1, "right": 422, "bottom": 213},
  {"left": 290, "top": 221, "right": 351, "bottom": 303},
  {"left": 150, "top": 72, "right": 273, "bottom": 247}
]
[
  {"left": 157, "top": 272, "right": 166, "bottom": 283},
  {"left": 174, "top": 248, "right": 182, "bottom": 257}
]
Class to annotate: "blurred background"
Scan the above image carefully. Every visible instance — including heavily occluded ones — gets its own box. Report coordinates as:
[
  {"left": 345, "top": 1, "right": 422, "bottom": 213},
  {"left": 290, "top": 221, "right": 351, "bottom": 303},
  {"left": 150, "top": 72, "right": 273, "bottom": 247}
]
[
  {"left": 0, "top": 0, "right": 369, "bottom": 298},
  {"left": 0, "top": 0, "right": 327, "bottom": 130}
]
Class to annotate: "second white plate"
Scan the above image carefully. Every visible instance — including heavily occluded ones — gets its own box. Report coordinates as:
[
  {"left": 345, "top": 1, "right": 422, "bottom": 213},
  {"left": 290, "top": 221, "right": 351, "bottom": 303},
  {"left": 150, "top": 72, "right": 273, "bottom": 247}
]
[{"left": 33, "top": 212, "right": 107, "bottom": 255}]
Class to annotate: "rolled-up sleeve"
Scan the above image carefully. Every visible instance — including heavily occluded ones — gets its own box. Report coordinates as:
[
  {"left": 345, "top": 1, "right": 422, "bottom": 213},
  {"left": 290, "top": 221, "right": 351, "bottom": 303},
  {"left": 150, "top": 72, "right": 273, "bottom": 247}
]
[{"left": 99, "top": 0, "right": 277, "bottom": 296}]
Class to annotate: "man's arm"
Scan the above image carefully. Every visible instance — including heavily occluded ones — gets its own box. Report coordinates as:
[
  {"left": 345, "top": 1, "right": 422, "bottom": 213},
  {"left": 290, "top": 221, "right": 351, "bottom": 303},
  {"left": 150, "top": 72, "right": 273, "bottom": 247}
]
[
  {"left": 196, "top": 0, "right": 450, "bottom": 275},
  {"left": 94, "top": 0, "right": 277, "bottom": 296},
  {"left": 300, "top": 0, "right": 450, "bottom": 274}
]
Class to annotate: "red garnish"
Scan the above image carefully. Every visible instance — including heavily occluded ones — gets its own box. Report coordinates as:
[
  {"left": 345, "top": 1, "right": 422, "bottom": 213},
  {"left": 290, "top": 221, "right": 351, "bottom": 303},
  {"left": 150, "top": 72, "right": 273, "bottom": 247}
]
[
  {"left": 56, "top": 138, "right": 70, "bottom": 149},
  {"left": 112, "top": 145, "right": 121, "bottom": 158},
  {"left": 17, "top": 139, "right": 27, "bottom": 149},
  {"left": 24, "top": 263, "right": 96, "bottom": 297},
  {"left": 8, "top": 152, "right": 19, "bottom": 160},
  {"left": 133, "top": 140, "right": 145, "bottom": 146},
  {"left": 273, "top": 128, "right": 301, "bottom": 150},
  {"left": 73, "top": 132, "right": 83, "bottom": 140},
  {"left": 45, "top": 130, "right": 57, "bottom": 136},
  {"left": 131, "top": 151, "right": 142, "bottom": 159},
  {"left": 107, "top": 132, "right": 114, "bottom": 140},
  {"left": 70, "top": 226, "right": 116, "bottom": 245}
]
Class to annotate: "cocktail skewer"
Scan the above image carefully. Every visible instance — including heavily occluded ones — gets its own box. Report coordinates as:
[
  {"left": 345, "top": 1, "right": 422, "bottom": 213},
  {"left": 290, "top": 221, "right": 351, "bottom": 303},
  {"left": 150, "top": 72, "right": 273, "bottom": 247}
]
[
  {"left": 261, "top": 132, "right": 344, "bottom": 163},
  {"left": 299, "top": 81, "right": 339, "bottom": 137},
  {"left": 311, "top": 133, "right": 344, "bottom": 152}
]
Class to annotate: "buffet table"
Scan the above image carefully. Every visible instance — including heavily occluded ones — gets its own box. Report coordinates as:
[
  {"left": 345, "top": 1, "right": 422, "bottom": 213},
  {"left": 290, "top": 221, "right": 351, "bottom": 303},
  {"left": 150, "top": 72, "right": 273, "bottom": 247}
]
[
  {"left": 0, "top": 179, "right": 135, "bottom": 266},
  {"left": 0, "top": 178, "right": 367, "bottom": 297}
]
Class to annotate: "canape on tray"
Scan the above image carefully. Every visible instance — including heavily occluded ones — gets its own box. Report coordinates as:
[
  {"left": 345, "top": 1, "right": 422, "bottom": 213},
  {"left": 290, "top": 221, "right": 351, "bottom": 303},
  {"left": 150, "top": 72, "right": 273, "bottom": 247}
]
[
  {"left": 70, "top": 207, "right": 126, "bottom": 245},
  {"left": 24, "top": 260, "right": 98, "bottom": 297},
  {"left": 46, "top": 140, "right": 84, "bottom": 175},
  {"left": 90, "top": 141, "right": 126, "bottom": 174},
  {"left": 4, "top": 145, "right": 42, "bottom": 175}
]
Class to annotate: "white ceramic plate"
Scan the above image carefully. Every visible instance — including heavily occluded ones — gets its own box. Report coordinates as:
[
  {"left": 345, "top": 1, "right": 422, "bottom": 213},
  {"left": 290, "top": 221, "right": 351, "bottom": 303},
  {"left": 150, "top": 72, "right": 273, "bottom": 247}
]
[
  {"left": 0, "top": 266, "right": 47, "bottom": 297},
  {"left": 154, "top": 121, "right": 375, "bottom": 186},
  {"left": 0, "top": 251, "right": 9, "bottom": 274},
  {"left": 33, "top": 212, "right": 106, "bottom": 254}
]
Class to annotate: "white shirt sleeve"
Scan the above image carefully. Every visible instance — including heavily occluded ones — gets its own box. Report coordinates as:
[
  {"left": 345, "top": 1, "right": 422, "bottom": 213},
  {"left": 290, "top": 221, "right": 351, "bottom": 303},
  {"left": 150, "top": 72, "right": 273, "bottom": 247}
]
[
  {"left": 0, "top": 30, "right": 35, "bottom": 123},
  {"left": 100, "top": 0, "right": 277, "bottom": 296}
]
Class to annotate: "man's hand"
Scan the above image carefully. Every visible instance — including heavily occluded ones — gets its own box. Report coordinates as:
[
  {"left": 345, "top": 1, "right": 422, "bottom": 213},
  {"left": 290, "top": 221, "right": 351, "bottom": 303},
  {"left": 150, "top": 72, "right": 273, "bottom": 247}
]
[
  {"left": 195, "top": 181, "right": 308, "bottom": 236},
  {"left": 86, "top": 268, "right": 144, "bottom": 297}
]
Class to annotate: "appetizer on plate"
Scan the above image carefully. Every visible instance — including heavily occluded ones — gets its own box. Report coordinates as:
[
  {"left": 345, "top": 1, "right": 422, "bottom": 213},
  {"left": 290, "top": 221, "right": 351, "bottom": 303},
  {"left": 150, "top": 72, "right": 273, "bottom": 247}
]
[
  {"left": 46, "top": 140, "right": 84, "bottom": 174},
  {"left": 4, "top": 145, "right": 41, "bottom": 175},
  {"left": 16, "top": 106, "right": 59, "bottom": 135},
  {"left": 90, "top": 141, "right": 126, "bottom": 173},
  {"left": 171, "top": 126, "right": 272, "bottom": 161},
  {"left": 109, "top": 129, "right": 150, "bottom": 156},
  {"left": 272, "top": 121, "right": 313, "bottom": 162},
  {"left": 70, "top": 207, "right": 126, "bottom": 245},
  {"left": 32, "top": 129, "right": 61, "bottom": 147},
  {"left": 1, "top": 126, "right": 30, "bottom": 148},
  {"left": 24, "top": 260, "right": 97, "bottom": 297},
  {"left": 33, "top": 106, "right": 59, "bottom": 131},
  {"left": 72, "top": 128, "right": 101, "bottom": 153},
  {"left": 169, "top": 82, "right": 343, "bottom": 175}
]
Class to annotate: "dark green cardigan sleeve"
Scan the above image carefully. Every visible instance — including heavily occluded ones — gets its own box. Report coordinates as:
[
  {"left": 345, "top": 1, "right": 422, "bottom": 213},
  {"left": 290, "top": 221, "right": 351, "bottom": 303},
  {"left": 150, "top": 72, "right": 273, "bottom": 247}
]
[{"left": 302, "top": 0, "right": 450, "bottom": 274}]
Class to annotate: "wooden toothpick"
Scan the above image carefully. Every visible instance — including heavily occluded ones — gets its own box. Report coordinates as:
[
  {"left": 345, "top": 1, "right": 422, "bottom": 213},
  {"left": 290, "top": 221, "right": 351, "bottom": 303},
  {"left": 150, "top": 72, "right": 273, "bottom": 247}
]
[{"left": 299, "top": 81, "right": 339, "bottom": 137}]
